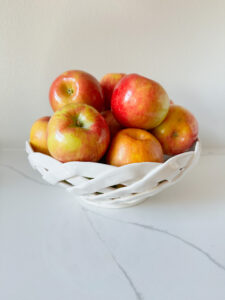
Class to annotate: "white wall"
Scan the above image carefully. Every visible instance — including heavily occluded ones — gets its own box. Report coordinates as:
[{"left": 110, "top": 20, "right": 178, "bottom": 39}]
[{"left": 0, "top": 0, "right": 225, "bottom": 150}]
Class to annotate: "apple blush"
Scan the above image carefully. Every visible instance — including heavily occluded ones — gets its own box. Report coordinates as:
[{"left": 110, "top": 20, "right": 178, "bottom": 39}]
[
  {"left": 152, "top": 105, "right": 198, "bottom": 155},
  {"left": 47, "top": 103, "right": 110, "bottom": 163},
  {"left": 111, "top": 73, "right": 170, "bottom": 130},
  {"left": 107, "top": 128, "right": 164, "bottom": 166},
  {"left": 49, "top": 70, "right": 105, "bottom": 112},
  {"left": 30, "top": 116, "right": 50, "bottom": 155}
]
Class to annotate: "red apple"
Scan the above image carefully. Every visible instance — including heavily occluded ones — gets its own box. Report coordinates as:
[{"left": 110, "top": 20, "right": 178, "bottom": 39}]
[
  {"left": 107, "top": 128, "right": 163, "bottom": 166},
  {"left": 30, "top": 116, "right": 50, "bottom": 155},
  {"left": 111, "top": 74, "right": 170, "bottom": 130},
  {"left": 100, "top": 73, "right": 126, "bottom": 109},
  {"left": 47, "top": 103, "right": 110, "bottom": 163},
  {"left": 152, "top": 105, "right": 198, "bottom": 155},
  {"left": 49, "top": 70, "right": 104, "bottom": 112},
  {"left": 101, "top": 110, "right": 122, "bottom": 137}
]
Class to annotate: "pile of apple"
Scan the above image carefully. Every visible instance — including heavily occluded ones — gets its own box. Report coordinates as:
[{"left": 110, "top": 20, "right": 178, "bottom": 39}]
[{"left": 30, "top": 70, "right": 198, "bottom": 166}]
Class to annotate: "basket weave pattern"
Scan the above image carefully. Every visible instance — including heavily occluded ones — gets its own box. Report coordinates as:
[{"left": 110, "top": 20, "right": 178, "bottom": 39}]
[{"left": 26, "top": 141, "right": 200, "bottom": 208}]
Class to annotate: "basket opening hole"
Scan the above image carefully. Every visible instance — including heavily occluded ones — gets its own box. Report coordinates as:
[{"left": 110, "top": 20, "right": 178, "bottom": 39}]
[
  {"left": 158, "top": 179, "right": 168, "bottom": 186},
  {"left": 61, "top": 180, "right": 73, "bottom": 186},
  {"left": 111, "top": 184, "right": 126, "bottom": 189},
  {"left": 84, "top": 176, "right": 94, "bottom": 180},
  {"left": 92, "top": 192, "right": 104, "bottom": 196}
]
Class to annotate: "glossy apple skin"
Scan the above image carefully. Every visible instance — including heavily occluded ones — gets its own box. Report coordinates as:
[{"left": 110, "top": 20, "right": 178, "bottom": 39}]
[
  {"left": 30, "top": 116, "right": 50, "bottom": 155},
  {"left": 49, "top": 70, "right": 104, "bottom": 112},
  {"left": 47, "top": 103, "right": 110, "bottom": 163},
  {"left": 111, "top": 74, "right": 170, "bottom": 130},
  {"left": 152, "top": 105, "right": 198, "bottom": 155},
  {"left": 100, "top": 73, "right": 126, "bottom": 109},
  {"left": 106, "top": 128, "right": 163, "bottom": 166},
  {"left": 101, "top": 110, "right": 122, "bottom": 138}
]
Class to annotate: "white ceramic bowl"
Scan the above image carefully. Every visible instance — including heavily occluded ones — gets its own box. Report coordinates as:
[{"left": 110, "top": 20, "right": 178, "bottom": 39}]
[{"left": 26, "top": 140, "right": 201, "bottom": 208}]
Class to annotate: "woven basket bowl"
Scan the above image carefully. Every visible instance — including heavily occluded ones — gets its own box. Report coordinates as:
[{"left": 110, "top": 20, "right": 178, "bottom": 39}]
[{"left": 26, "top": 140, "right": 201, "bottom": 208}]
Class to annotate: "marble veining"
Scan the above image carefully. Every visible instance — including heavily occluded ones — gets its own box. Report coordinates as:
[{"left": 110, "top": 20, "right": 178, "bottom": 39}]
[
  {"left": 1, "top": 162, "right": 225, "bottom": 273},
  {"left": 0, "top": 163, "right": 49, "bottom": 186},
  {"left": 1, "top": 152, "right": 225, "bottom": 299},
  {"left": 82, "top": 206, "right": 144, "bottom": 300},
  {"left": 84, "top": 208, "right": 225, "bottom": 272}
]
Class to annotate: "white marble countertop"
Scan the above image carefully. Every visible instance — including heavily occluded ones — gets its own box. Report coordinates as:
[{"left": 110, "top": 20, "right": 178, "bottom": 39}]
[{"left": 0, "top": 149, "right": 225, "bottom": 300}]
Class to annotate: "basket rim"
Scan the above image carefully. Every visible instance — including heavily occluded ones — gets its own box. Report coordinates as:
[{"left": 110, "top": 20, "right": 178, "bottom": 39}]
[
  {"left": 26, "top": 139, "right": 200, "bottom": 168},
  {"left": 25, "top": 139, "right": 201, "bottom": 208}
]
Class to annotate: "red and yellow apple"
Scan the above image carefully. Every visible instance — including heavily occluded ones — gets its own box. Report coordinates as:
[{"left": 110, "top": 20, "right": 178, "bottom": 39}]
[
  {"left": 100, "top": 73, "right": 126, "bottom": 109},
  {"left": 152, "top": 105, "right": 198, "bottom": 155},
  {"left": 106, "top": 128, "right": 163, "bottom": 166},
  {"left": 49, "top": 70, "right": 104, "bottom": 112},
  {"left": 30, "top": 116, "right": 50, "bottom": 155},
  {"left": 111, "top": 74, "right": 170, "bottom": 130},
  {"left": 101, "top": 110, "right": 122, "bottom": 138},
  {"left": 47, "top": 103, "right": 110, "bottom": 163}
]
